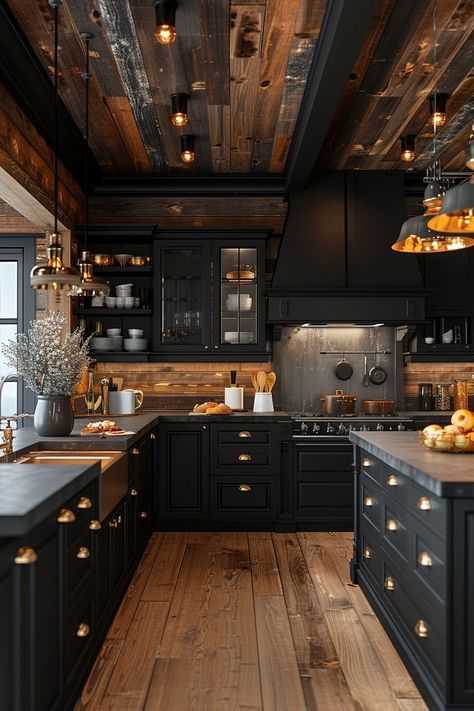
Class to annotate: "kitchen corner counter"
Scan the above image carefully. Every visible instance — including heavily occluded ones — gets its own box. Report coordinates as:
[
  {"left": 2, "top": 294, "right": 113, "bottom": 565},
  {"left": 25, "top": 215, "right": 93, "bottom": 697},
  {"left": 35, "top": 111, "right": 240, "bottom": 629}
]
[
  {"left": 350, "top": 430, "right": 474, "bottom": 497},
  {"left": 0, "top": 461, "right": 100, "bottom": 536}
]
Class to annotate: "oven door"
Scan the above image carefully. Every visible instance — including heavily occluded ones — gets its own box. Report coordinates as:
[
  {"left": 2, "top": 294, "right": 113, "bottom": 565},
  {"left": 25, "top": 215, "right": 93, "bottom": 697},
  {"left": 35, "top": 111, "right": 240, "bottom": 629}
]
[{"left": 292, "top": 441, "right": 354, "bottom": 530}]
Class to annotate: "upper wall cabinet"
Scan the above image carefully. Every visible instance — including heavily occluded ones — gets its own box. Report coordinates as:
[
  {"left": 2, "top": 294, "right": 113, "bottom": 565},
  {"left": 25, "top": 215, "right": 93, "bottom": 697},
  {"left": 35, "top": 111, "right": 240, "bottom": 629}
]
[{"left": 153, "top": 235, "right": 268, "bottom": 357}]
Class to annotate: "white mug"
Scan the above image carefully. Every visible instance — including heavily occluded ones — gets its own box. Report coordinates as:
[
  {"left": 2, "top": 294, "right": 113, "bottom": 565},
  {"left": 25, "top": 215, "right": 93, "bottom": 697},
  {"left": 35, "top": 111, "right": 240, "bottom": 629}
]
[{"left": 108, "top": 389, "right": 143, "bottom": 415}]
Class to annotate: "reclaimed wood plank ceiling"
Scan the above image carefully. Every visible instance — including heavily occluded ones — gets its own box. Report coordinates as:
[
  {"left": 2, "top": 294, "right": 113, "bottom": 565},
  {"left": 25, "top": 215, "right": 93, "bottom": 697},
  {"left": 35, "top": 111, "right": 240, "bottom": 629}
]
[
  {"left": 317, "top": 0, "right": 474, "bottom": 172},
  {"left": 6, "top": 0, "right": 329, "bottom": 175}
]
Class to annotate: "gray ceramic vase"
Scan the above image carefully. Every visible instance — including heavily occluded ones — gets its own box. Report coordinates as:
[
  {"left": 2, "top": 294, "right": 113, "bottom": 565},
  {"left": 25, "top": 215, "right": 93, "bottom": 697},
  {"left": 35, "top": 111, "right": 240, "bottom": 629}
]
[{"left": 34, "top": 395, "right": 74, "bottom": 437}]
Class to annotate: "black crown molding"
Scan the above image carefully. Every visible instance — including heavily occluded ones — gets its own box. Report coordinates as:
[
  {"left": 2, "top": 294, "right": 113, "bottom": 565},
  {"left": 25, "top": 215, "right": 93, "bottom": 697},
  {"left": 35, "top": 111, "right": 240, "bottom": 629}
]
[{"left": 93, "top": 174, "right": 286, "bottom": 197}]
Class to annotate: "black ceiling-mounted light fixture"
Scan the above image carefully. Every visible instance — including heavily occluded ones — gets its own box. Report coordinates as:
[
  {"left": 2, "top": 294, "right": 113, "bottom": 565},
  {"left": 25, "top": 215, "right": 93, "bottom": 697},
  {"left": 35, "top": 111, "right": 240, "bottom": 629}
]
[
  {"left": 400, "top": 135, "right": 415, "bottom": 163},
  {"left": 30, "top": 0, "right": 81, "bottom": 293},
  {"left": 154, "top": 0, "right": 177, "bottom": 45},
  {"left": 428, "top": 92, "right": 449, "bottom": 128},
  {"left": 170, "top": 92, "right": 189, "bottom": 126},
  {"left": 180, "top": 134, "right": 195, "bottom": 163},
  {"left": 75, "top": 32, "right": 109, "bottom": 297}
]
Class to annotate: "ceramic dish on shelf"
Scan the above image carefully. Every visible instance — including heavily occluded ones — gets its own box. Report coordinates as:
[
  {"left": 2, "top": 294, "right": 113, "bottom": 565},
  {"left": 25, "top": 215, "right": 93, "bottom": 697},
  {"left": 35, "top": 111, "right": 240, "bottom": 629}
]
[
  {"left": 128, "top": 256, "right": 147, "bottom": 266},
  {"left": 104, "top": 297, "right": 116, "bottom": 308},
  {"left": 91, "top": 337, "right": 114, "bottom": 352},
  {"left": 114, "top": 254, "right": 133, "bottom": 267},
  {"left": 123, "top": 338, "right": 148, "bottom": 352}
]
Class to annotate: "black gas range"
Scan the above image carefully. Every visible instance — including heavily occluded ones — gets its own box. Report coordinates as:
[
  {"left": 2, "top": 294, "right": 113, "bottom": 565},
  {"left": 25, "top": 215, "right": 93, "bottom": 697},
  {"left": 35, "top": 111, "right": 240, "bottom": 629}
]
[{"left": 291, "top": 413, "right": 415, "bottom": 440}]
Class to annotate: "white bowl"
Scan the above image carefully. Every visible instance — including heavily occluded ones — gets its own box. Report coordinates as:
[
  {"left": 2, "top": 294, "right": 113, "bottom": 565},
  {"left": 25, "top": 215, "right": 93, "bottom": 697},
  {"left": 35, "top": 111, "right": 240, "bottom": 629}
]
[
  {"left": 114, "top": 254, "right": 133, "bottom": 267},
  {"left": 124, "top": 338, "right": 148, "bottom": 351},
  {"left": 128, "top": 329, "right": 144, "bottom": 338},
  {"left": 116, "top": 297, "right": 125, "bottom": 308},
  {"left": 106, "top": 328, "right": 121, "bottom": 336},
  {"left": 108, "top": 336, "right": 123, "bottom": 351},
  {"left": 115, "top": 283, "right": 133, "bottom": 289},
  {"left": 124, "top": 297, "right": 135, "bottom": 308},
  {"left": 105, "top": 297, "right": 116, "bottom": 308},
  {"left": 424, "top": 337, "right": 435, "bottom": 345},
  {"left": 91, "top": 337, "right": 114, "bottom": 351}
]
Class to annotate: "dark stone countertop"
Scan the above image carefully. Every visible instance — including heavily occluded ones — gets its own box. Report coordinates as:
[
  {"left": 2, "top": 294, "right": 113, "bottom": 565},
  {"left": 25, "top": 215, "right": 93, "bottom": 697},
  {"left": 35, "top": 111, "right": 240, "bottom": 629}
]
[
  {"left": 350, "top": 431, "right": 474, "bottom": 497},
  {"left": 0, "top": 461, "right": 100, "bottom": 536}
]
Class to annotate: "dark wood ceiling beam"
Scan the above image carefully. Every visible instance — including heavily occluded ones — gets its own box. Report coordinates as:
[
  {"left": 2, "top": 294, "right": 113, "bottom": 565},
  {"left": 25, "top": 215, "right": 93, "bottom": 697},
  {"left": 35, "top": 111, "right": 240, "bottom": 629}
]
[
  {"left": 284, "top": 0, "right": 382, "bottom": 193},
  {"left": 97, "top": 0, "right": 167, "bottom": 171},
  {"left": 90, "top": 195, "right": 287, "bottom": 218},
  {"left": 90, "top": 215, "right": 286, "bottom": 233}
]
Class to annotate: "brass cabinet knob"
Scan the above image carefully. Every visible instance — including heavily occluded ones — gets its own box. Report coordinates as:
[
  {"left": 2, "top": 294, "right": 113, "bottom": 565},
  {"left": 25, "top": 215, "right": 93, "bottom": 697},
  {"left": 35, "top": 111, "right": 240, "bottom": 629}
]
[
  {"left": 384, "top": 576, "right": 395, "bottom": 591},
  {"left": 239, "top": 431, "right": 251, "bottom": 438},
  {"left": 57, "top": 508, "right": 76, "bottom": 523},
  {"left": 77, "top": 496, "right": 92, "bottom": 509},
  {"left": 204, "top": 345, "right": 209, "bottom": 350},
  {"left": 76, "top": 623, "right": 90, "bottom": 638},
  {"left": 150, "top": 432, "right": 156, "bottom": 440},
  {"left": 202, "top": 425, "right": 207, "bottom": 430},
  {"left": 130, "top": 488, "right": 138, "bottom": 496},
  {"left": 414, "top": 620, "right": 429, "bottom": 638},
  {"left": 214, "top": 345, "right": 219, "bottom": 350},
  {"left": 363, "top": 496, "right": 374, "bottom": 507},
  {"left": 76, "top": 546, "right": 90, "bottom": 559},
  {"left": 386, "top": 518, "right": 398, "bottom": 531},
  {"left": 417, "top": 551, "right": 433, "bottom": 567},
  {"left": 140, "top": 511, "right": 148, "bottom": 518},
  {"left": 131, "top": 448, "right": 140, "bottom": 455},
  {"left": 417, "top": 496, "right": 431, "bottom": 511},
  {"left": 362, "top": 457, "right": 370, "bottom": 467},
  {"left": 238, "top": 484, "right": 251, "bottom": 492},
  {"left": 14, "top": 547, "right": 38, "bottom": 565},
  {"left": 238, "top": 453, "right": 251, "bottom": 462},
  {"left": 89, "top": 520, "right": 101, "bottom": 531},
  {"left": 363, "top": 547, "right": 371, "bottom": 560},
  {"left": 386, "top": 475, "right": 398, "bottom": 487}
]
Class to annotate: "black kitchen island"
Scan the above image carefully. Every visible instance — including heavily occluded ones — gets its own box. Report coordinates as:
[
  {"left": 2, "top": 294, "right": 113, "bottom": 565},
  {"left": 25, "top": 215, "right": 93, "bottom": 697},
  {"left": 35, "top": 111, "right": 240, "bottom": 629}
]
[{"left": 350, "top": 431, "right": 474, "bottom": 711}]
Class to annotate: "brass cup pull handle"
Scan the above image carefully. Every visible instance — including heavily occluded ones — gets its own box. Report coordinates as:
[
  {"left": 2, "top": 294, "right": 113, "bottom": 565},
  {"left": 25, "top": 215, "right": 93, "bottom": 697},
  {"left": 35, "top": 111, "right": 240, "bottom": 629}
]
[
  {"left": 89, "top": 520, "right": 101, "bottom": 531},
  {"left": 363, "top": 496, "right": 373, "bottom": 507},
  {"left": 386, "top": 475, "right": 398, "bottom": 487},
  {"left": 414, "top": 620, "right": 429, "bottom": 638},
  {"left": 131, "top": 448, "right": 140, "bottom": 455},
  {"left": 417, "top": 551, "right": 433, "bottom": 567},
  {"left": 76, "top": 623, "right": 90, "bottom": 638},
  {"left": 77, "top": 546, "right": 90, "bottom": 559},
  {"left": 239, "top": 431, "right": 251, "bottom": 438},
  {"left": 239, "top": 484, "right": 251, "bottom": 492},
  {"left": 117, "top": 515, "right": 122, "bottom": 525},
  {"left": 363, "top": 547, "right": 371, "bottom": 560},
  {"left": 238, "top": 453, "right": 251, "bottom": 462},
  {"left": 140, "top": 511, "right": 148, "bottom": 518},
  {"left": 57, "top": 508, "right": 76, "bottom": 523},
  {"left": 130, "top": 488, "right": 138, "bottom": 496},
  {"left": 384, "top": 576, "right": 395, "bottom": 591},
  {"left": 14, "top": 547, "right": 37, "bottom": 565},
  {"left": 386, "top": 518, "right": 398, "bottom": 531},
  {"left": 417, "top": 496, "right": 431, "bottom": 511},
  {"left": 362, "top": 457, "right": 370, "bottom": 467},
  {"left": 150, "top": 432, "right": 156, "bottom": 440},
  {"left": 77, "top": 496, "right": 92, "bottom": 510}
]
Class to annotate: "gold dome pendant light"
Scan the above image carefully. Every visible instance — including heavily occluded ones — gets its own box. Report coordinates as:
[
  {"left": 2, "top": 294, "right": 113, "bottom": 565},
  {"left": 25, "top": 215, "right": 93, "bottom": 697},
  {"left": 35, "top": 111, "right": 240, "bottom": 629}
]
[
  {"left": 30, "top": 0, "right": 81, "bottom": 292},
  {"left": 75, "top": 33, "right": 109, "bottom": 297}
]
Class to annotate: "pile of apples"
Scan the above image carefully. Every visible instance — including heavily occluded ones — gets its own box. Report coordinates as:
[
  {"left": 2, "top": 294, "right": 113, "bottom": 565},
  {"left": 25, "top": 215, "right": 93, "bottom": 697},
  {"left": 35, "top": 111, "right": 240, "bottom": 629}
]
[{"left": 423, "top": 408, "right": 474, "bottom": 452}]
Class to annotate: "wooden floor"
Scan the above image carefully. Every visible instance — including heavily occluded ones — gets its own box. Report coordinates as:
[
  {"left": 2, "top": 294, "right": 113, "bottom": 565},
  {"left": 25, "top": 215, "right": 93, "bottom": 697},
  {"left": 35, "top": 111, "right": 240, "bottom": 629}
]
[{"left": 75, "top": 532, "right": 427, "bottom": 710}]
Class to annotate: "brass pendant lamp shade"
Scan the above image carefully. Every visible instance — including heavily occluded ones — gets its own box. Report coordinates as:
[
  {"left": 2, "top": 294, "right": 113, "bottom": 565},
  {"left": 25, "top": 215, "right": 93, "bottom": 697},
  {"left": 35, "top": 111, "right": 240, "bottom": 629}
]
[
  {"left": 427, "top": 175, "right": 474, "bottom": 235},
  {"left": 30, "top": 0, "right": 81, "bottom": 291}
]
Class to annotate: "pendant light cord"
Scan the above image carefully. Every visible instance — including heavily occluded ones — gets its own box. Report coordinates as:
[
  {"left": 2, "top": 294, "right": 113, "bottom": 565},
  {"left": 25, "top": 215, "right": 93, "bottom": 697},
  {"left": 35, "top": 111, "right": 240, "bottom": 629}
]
[
  {"left": 53, "top": 4, "right": 59, "bottom": 235},
  {"left": 83, "top": 35, "right": 91, "bottom": 252},
  {"left": 432, "top": 0, "right": 438, "bottom": 153}
]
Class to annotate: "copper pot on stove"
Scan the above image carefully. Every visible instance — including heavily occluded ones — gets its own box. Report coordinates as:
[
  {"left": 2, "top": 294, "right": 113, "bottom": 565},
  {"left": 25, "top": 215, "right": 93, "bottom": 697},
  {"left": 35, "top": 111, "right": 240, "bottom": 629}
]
[
  {"left": 362, "top": 399, "right": 395, "bottom": 416},
  {"left": 321, "top": 390, "right": 357, "bottom": 416}
]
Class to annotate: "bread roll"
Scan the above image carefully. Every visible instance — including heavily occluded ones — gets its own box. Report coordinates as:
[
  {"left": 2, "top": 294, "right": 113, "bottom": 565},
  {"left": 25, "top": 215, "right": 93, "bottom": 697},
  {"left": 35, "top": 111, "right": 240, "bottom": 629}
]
[
  {"left": 205, "top": 403, "right": 233, "bottom": 415},
  {"left": 193, "top": 401, "right": 218, "bottom": 413}
]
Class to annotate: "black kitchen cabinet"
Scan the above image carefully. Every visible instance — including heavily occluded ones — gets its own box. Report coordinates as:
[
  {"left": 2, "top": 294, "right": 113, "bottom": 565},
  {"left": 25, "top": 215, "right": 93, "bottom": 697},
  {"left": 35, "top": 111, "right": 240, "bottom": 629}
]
[
  {"left": 131, "top": 430, "right": 156, "bottom": 539},
  {"left": 293, "top": 442, "right": 354, "bottom": 530},
  {"left": 152, "top": 235, "right": 267, "bottom": 357},
  {"left": 158, "top": 423, "right": 210, "bottom": 520},
  {"left": 422, "top": 250, "right": 472, "bottom": 314},
  {"left": 0, "top": 566, "right": 13, "bottom": 709}
]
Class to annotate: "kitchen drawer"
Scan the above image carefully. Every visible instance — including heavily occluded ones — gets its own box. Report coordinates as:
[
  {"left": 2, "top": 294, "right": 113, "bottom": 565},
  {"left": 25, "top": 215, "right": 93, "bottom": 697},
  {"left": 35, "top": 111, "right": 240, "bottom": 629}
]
[
  {"left": 360, "top": 472, "right": 382, "bottom": 535},
  {"left": 360, "top": 526, "right": 382, "bottom": 591},
  {"left": 297, "top": 447, "right": 353, "bottom": 475},
  {"left": 66, "top": 529, "right": 94, "bottom": 600},
  {"left": 213, "top": 444, "right": 275, "bottom": 474},
  {"left": 380, "top": 466, "right": 410, "bottom": 505},
  {"left": 295, "top": 480, "right": 353, "bottom": 522},
  {"left": 211, "top": 478, "right": 276, "bottom": 520},
  {"left": 409, "top": 483, "right": 447, "bottom": 537},
  {"left": 381, "top": 499, "right": 410, "bottom": 568},
  {"left": 216, "top": 427, "right": 272, "bottom": 445},
  {"left": 64, "top": 584, "right": 94, "bottom": 686},
  {"left": 412, "top": 520, "right": 446, "bottom": 606},
  {"left": 57, "top": 481, "right": 99, "bottom": 546},
  {"left": 359, "top": 450, "right": 384, "bottom": 484},
  {"left": 382, "top": 561, "right": 446, "bottom": 688}
]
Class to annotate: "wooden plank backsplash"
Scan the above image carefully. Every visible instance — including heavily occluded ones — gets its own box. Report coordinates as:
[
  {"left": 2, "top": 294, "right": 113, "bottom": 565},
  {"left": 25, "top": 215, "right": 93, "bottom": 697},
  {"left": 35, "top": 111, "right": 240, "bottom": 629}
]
[{"left": 404, "top": 362, "right": 474, "bottom": 394}]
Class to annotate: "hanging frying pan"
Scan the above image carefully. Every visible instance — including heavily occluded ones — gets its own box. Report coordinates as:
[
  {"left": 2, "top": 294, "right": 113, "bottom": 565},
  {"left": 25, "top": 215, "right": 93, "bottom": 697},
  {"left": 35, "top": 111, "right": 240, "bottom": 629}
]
[
  {"left": 335, "top": 355, "right": 353, "bottom": 380},
  {"left": 369, "top": 365, "right": 387, "bottom": 385}
]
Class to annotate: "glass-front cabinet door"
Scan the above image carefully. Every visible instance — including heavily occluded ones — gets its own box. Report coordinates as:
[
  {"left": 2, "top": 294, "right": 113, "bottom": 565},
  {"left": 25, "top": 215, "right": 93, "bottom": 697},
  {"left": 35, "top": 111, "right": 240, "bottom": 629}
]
[
  {"left": 153, "top": 241, "right": 211, "bottom": 353},
  {"left": 212, "top": 240, "right": 266, "bottom": 354}
]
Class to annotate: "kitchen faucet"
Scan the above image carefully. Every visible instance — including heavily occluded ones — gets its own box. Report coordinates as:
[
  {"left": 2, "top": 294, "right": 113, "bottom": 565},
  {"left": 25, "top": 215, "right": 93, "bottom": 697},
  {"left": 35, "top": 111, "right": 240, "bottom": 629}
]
[{"left": 0, "top": 373, "right": 18, "bottom": 420}]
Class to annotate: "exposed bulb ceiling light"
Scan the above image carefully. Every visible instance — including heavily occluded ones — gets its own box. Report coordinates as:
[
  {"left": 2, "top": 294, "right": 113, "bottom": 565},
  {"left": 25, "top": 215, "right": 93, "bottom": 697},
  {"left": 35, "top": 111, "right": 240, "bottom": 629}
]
[
  {"left": 400, "top": 135, "right": 415, "bottom": 163},
  {"left": 180, "top": 134, "right": 195, "bottom": 163},
  {"left": 170, "top": 92, "right": 189, "bottom": 126},
  {"left": 154, "top": 0, "right": 177, "bottom": 45},
  {"left": 30, "top": 0, "right": 81, "bottom": 292},
  {"left": 428, "top": 92, "right": 448, "bottom": 128}
]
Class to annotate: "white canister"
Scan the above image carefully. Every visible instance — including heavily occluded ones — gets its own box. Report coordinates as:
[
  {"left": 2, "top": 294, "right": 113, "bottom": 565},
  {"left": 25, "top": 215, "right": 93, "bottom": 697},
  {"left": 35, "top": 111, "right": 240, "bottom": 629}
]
[
  {"left": 253, "top": 392, "right": 274, "bottom": 413},
  {"left": 224, "top": 386, "right": 244, "bottom": 410},
  {"left": 108, "top": 389, "right": 144, "bottom": 415}
]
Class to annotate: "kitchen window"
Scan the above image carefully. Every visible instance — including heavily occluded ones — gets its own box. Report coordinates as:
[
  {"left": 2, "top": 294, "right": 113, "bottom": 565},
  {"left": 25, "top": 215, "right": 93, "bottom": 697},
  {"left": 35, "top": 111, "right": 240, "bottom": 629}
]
[{"left": 0, "top": 239, "right": 36, "bottom": 420}]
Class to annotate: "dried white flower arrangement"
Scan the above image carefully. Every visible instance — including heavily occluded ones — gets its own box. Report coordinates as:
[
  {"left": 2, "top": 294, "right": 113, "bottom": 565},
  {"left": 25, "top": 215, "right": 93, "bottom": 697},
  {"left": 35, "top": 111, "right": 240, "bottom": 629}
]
[{"left": 1, "top": 313, "right": 92, "bottom": 397}]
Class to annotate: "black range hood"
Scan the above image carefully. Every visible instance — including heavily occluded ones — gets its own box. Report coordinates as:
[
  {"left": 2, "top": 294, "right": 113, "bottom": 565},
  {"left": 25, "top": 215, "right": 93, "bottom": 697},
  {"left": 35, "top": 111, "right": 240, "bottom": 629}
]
[{"left": 268, "top": 171, "right": 426, "bottom": 325}]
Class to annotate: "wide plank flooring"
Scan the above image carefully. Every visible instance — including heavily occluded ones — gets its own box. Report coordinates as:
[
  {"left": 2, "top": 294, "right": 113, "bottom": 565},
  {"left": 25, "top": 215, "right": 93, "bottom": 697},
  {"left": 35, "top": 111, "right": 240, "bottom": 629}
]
[{"left": 75, "top": 532, "right": 427, "bottom": 711}]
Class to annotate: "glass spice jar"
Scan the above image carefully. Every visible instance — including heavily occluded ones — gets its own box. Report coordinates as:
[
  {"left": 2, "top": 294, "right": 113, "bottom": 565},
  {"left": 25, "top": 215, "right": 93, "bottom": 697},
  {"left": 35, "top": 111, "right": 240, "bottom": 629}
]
[
  {"left": 453, "top": 378, "right": 468, "bottom": 410},
  {"left": 434, "top": 383, "right": 452, "bottom": 411}
]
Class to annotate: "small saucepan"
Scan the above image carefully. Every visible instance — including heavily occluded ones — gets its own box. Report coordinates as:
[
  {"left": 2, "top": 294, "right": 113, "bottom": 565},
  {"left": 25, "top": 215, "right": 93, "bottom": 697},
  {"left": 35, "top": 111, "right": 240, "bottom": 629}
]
[
  {"left": 362, "top": 399, "right": 394, "bottom": 416},
  {"left": 335, "top": 355, "right": 353, "bottom": 381},
  {"left": 321, "top": 391, "right": 357, "bottom": 416}
]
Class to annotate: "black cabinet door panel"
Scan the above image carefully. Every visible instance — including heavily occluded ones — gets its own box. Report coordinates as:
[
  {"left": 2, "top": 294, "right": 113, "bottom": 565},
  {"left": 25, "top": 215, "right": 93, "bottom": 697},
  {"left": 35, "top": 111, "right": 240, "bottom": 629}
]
[{"left": 296, "top": 481, "right": 353, "bottom": 520}]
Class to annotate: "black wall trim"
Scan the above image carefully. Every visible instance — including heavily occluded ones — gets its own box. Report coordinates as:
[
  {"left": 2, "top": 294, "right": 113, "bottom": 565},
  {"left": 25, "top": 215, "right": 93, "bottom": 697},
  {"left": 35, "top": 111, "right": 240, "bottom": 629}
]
[
  {"left": 0, "top": 2, "right": 99, "bottom": 189},
  {"left": 93, "top": 175, "right": 286, "bottom": 197}
]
